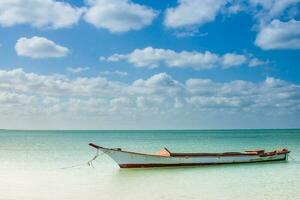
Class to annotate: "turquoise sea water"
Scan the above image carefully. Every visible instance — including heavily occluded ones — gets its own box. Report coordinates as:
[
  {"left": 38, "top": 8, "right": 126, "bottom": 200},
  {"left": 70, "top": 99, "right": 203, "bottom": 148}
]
[{"left": 0, "top": 129, "right": 299, "bottom": 200}]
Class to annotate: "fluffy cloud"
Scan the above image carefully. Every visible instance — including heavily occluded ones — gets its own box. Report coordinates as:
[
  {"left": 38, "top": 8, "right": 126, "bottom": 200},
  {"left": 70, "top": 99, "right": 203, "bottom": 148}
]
[
  {"left": 0, "top": 68, "right": 124, "bottom": 97},
  {"left": 0, "top": 68, "right": 299, "bottom": 129},
  {"left": 164, "top": 0, "right": 226, "bottom": 28},
  {"left": 255, "top": 19, "right": 300, "bottom": 50},
  {"left": 99, "top": 70, "right": 128, "bottom": 76},
  {"left": 250, "top": 0, "right": 300, "bottom": 19},
  {"left": 163, "top": 0, "right": 300, "bottom": 30},
  {"left": 101, "top": 47, "right": 252, "bottom": 70},
  {"left": 67, "top": 67, "right": 90, "bottom": 73},
  {"left": 248, "top": 1, "right": 300, "bottom": 50},
  {"left": 0, "top": 92, "right": 35, "bottom": 105},
  {"left": 130, "top": 73, "right": 182, "bottom": 95},
  {"left": 163, "top": 0, "right": 300, "bottom": 49},
  {"left": 84, "top": 0, "right": 158, "bottom": 33},
  {"left": 15, "top": 36, "right": 69, "bottom": 58},
  {"left": 248, "top": 57, "right": 269, "bottom": 67},
  {"left": 0, "top": 0, "right": 83, "bottom": 29},
  {"left": 221, "top": 53, "right": 247, "bottom": 68}
]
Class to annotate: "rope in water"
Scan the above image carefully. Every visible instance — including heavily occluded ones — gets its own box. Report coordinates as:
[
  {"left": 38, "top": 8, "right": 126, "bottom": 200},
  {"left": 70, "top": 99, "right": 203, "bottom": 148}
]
[
  {"left": 288, "top": 154, "right": 295, "bottom": 161},
  {"left": 61, "top": 149, "right": 104, "bottom": 170},
  {"left": 87, "top": 149, "right": 101, "bottom": 168}
]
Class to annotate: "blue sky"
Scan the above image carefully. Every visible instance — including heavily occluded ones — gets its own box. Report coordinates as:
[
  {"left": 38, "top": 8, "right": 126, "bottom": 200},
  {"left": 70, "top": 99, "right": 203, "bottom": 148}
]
[{"left": 0, "top": 0, "right": 300, "bottom": 129}]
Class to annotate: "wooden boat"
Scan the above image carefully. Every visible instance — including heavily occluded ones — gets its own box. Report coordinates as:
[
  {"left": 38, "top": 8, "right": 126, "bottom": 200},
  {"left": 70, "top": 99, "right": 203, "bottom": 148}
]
[{"left": 89, "top": 143, "right": 290, "bottom": 168}]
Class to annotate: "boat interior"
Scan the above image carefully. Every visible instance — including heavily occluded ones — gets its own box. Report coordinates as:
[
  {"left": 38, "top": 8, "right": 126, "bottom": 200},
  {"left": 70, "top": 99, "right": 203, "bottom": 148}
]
[{"left": 155, "top": 148, "right": 289, "bottom": 157}]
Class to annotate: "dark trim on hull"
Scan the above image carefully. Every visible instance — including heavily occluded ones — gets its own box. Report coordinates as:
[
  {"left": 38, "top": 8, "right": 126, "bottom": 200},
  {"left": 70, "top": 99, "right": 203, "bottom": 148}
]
[{"left": 119, "top": 157, "right": 287, "bottom": 168}]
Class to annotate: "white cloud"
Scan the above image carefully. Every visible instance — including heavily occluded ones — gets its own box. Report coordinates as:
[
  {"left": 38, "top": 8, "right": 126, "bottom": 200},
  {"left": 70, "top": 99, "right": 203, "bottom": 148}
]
[
  {"left": 221, "top": 53, "right": 247, "bottom": 69},
  {"left": 109, "top": 97, "right": 132, "bottom": 112},
  {"left": 164, "top": 0, "right": 227, "bottom": 29},
  {"left": 99, "top": 70, "right": 128, "bottom": 76},
  {"left": 67, "top": 67, "right": 90, "bottom": 73},
  {"left": 248, "top": 57, "right": 269, "bottom": 67},
  {"left": 136, "top": 96, "right": 164, "bottom": 108},
  {"left": 0, "top": 68, "right": 299, "bottom": 129},
  {"left": 130, "top": 73, "right": 182, "bottom": 95},
  {"left": 187, "top": 96, "right": 243, "bottom": 108},
  {"left": 43, "top": 96, "right": 60, "bottom": 105},
  {"left": 255, "top": 19, "right": 300, "bottom": 50},
  {"left": 227, "top": 2, "right": 245, "bottom": 14},
  {"left": 162, "top": 0, "right": 300, "bottom": 42},
  {"left": 0, "top": 92, "right": 35, "bottom": 105},
  {"left": 0, "top": 0, "right": 84, "bottom": 29},
  {"left": 248, "top": 1, "right": 300, "bottom": 50},
  {"left": 250, "top": 0, "right": 300, "bottom": 19},
  {"left": 101, "top": 47, "right": 249, "bottom": 70},
  {"left": 0, "top": 68, "right": 123, "bottom": 97},
  {"left": 15, "top": 36, "right": 69, "bottom": 58},
  {"left": 84, "top": 0, "right": 158, "bottom": 33},
  {"left": 173, "top": 29, "right": 208, "bottom": 38}
]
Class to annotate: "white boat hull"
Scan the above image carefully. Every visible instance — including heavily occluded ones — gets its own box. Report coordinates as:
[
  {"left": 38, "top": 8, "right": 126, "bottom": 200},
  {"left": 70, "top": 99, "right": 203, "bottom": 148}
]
[{"left": 92, "top": 145, "right": 289, "bottom": 168}]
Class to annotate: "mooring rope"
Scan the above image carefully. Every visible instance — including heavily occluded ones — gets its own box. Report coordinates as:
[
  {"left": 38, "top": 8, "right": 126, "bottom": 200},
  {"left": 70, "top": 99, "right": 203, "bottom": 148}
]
[
  {"left": 288, "top": 154, "right": 295, "bottom": 161},
  {"left": 61, "top": 149, "right": 104, "bottom": 170},
  {"left": 87, "top": 149, "right": 101, "bottom": 168}
]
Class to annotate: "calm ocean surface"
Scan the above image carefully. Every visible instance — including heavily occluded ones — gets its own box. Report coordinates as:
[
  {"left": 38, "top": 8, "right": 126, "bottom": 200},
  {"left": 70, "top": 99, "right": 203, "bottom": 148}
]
[{"left": 0, "top": 129, "right": 299, "bottom": 200}]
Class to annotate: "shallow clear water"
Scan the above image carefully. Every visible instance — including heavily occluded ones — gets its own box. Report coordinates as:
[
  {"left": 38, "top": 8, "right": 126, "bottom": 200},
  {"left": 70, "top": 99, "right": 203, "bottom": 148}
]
[{"left": 0, "top": 129, "right": 299, "bottom": 200}]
